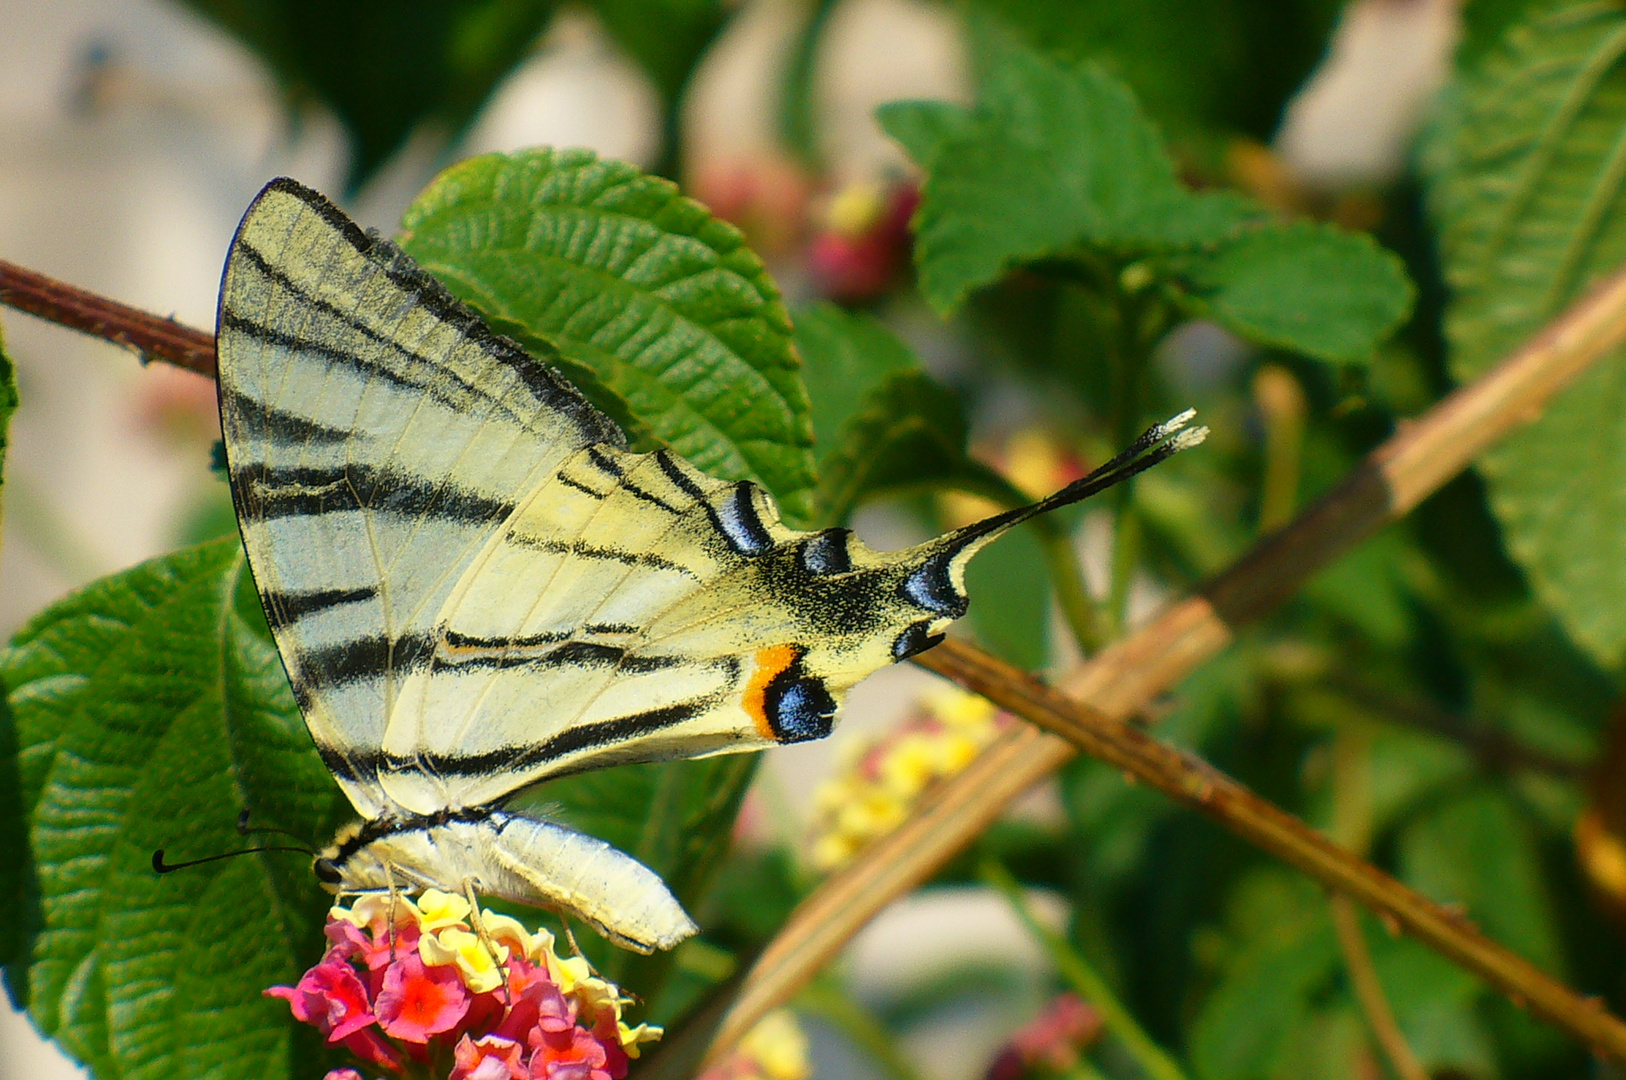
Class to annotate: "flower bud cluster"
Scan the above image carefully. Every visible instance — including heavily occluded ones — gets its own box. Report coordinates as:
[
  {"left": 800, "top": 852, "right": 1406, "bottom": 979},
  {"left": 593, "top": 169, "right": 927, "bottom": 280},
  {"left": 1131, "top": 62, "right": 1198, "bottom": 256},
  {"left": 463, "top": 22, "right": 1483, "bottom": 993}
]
[
  {"left": 267, "top": 890, "right": 659, "bottom": 1080},
  {"left": 808, "top": 686, "right": 1011, "bottom": 871}
]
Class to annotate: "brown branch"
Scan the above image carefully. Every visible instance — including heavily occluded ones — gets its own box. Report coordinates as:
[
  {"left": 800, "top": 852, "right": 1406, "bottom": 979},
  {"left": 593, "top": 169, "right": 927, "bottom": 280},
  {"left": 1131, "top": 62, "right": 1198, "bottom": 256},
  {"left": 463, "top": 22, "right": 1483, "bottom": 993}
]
[
  {"left": 0, "top": 259, "right": 216, "bottom": 377},
  {"left": 1331, "top": 894, "right": 1430, "bottom": 1080},
  {"left": 709, "top": 263, "right": 1626, "bottom": 1065}
]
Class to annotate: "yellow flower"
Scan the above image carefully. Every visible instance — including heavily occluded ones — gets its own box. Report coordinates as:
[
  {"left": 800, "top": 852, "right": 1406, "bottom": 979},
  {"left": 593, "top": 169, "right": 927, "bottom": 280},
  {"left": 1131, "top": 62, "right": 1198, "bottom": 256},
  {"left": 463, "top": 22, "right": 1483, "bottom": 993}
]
[
  {"left": 331, "top": 893, "right": 422, "bottom": 937},
  {"left": 419, "top": 925, "right": 509, "bottom": 994},
  {"left": 414, "top": 888, "right": 471, "bottom": 931},
  {"left": 619, "top": 1021, "right": 665, "bottom": 1058},
  {"left": 807, "top": 685, "right": 1007, "bottom": 872}
]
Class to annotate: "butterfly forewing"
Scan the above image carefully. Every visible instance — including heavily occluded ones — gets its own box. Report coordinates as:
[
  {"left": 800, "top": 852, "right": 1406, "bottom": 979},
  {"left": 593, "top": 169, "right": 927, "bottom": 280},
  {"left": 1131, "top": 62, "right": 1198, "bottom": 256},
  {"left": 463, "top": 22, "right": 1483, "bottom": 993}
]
[{"left": 217, "top": 179, "right": 621, "bottom": 817}]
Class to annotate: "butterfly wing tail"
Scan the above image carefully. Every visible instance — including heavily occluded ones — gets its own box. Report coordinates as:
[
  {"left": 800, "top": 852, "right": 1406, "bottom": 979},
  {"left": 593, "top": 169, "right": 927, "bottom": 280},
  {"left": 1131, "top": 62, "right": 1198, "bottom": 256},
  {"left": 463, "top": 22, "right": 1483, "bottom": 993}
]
[
  {"left": 891, "top": 411, "right": 1207, "bottom": 627},
  {"left": 485, "top": 814, "right": 698, "bottom": 954}
]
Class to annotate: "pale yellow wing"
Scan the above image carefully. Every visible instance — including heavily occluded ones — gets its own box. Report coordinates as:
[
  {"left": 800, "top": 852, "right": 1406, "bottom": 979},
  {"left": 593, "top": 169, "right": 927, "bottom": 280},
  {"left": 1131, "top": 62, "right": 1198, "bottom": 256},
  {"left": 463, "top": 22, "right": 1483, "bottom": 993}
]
[
  {"left": 216, "top": 178, "right": 622, "bottom": 819},
  {"left": 378, "top": 417, "right": 1204, "bottom": 816}
]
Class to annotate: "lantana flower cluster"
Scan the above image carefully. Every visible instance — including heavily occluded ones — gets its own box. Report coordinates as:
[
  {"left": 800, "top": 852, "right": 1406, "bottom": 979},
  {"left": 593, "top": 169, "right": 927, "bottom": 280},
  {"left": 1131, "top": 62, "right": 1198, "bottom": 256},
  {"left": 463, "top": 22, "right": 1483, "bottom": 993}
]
[
  {"left": 267, "top": 890, "right": 660, "bottom": 1080},
  {"left": 808, "top": 686, "right": 1012, "bottom": 871}
]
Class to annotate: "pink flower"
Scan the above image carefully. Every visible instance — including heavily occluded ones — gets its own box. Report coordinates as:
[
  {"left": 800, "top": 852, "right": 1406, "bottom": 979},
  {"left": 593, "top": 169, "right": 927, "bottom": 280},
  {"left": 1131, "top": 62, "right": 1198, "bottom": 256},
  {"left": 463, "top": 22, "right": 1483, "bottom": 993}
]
[
  {"left": 267, "top": 953, "right": 377, "bottom": 1042},
  {"left": 496, "top": 958, "right": 575, "bottom": 1043},
  {"left": 375, "top": 951, "right": 470, "bottom": 1043},
  {"left": 526, "top": 1023, "right": 610, "bottom": 1080},
  {"left": 327, "top": 915, "right": 421, "bottom": 972},
  {"left": 322, "top": 1071, "right": 365, "bottom": 1080},
  {"left": 452, "top": 1034, "right": 527, "bottom": 1080}
]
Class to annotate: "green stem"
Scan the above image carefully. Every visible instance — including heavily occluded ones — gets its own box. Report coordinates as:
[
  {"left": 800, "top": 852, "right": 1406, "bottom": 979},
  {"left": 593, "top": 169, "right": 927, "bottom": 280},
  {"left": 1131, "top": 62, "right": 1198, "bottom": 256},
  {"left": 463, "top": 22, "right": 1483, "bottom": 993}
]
[
  {"left": 980, "top": 859, "right": 1189, "bottom": 1080},
  {"left": 1033, "top": 517, "right": 1106, "bottom": 655},
  {"left": 1107, "top": 501, "right": 1141, "bottom": 637},
  {"left": 798, "top": 977, "right": 925, "bottom": 1080}
]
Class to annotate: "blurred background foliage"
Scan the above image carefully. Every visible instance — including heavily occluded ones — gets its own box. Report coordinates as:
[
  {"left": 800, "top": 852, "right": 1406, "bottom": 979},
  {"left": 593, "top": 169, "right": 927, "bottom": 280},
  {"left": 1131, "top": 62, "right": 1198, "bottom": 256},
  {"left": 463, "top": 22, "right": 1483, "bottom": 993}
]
[{"left": 8, "top": 1, "right": 1626, "bottom": 1080}]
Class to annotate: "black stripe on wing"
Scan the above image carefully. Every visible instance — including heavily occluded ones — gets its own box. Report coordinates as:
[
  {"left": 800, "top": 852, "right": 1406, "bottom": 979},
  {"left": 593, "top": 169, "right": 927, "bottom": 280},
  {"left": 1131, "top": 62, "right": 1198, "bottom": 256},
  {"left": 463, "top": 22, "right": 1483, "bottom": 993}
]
[
  {"left": 292, "top": 631, "right": 437, "bottom": 695},
  {"left": 232, "top": 461, "right": 515, "bottom": 523},
  {"left": 222, "top": 387, "right": 354, "bottom": 447},
  {"left": 652, "top": 449, "right": 776, "bottom": 558},
  {"left": 433, "top": 634, "right": 689, "bottom": 674},
  {"left": 503, "top": 533, "right": 697, "bottom": 577},
  {"left": 262, "top": 585, "right": 379, "bottom": 630},
  {"left": 245, "top": 178, "right": 625, "bottom": 450},
  {"left": 377, "top": 699, "right": 714, "bottom": 779}
]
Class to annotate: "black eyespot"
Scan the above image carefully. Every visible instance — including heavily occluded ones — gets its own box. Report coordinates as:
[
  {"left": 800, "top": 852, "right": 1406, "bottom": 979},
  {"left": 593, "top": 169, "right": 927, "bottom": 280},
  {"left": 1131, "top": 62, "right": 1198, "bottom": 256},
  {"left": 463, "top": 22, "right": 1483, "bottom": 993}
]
[
  {"left": 769, "top": 677, "right": 836, "bottom": 742},
  {"left": 313, "top": 857, "right": 342, "bottom": 885},
  {"left": 718, "top": 483, "right": 775, "bottom": 556},
  {"left": 800, "top": 529, "right": 853, "bottom": 575},
  {"left": 892, "top": 622, "right": 945, "bottom": 662},
  {"left": 900, "top": 554, "right": 967, "bottom": 617}
]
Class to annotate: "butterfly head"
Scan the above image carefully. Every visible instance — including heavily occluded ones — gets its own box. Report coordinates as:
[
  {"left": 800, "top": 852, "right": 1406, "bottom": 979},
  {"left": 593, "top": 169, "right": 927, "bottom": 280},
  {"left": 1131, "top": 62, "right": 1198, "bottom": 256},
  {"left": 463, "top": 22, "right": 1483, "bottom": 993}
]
[{"left": 312, "top": 820, "right": 365, "bottom": 893}]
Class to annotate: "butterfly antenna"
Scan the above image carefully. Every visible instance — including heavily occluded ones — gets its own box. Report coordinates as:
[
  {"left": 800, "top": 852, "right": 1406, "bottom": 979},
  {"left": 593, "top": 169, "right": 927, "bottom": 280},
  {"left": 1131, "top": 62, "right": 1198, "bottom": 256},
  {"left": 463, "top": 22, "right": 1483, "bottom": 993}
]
[
  {"left": 236, "top": 808, "right": 315, "bottom": 847},
  {"left": 153, "top": 844, "right": 315, "bottom": 874}
]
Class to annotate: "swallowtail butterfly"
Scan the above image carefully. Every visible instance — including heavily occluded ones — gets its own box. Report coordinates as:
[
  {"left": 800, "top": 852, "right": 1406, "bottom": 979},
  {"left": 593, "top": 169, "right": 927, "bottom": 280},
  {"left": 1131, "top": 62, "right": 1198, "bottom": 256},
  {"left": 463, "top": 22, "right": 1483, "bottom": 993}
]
[{"left": 215, "top": 178, "right": 1204, "bottom": 952}]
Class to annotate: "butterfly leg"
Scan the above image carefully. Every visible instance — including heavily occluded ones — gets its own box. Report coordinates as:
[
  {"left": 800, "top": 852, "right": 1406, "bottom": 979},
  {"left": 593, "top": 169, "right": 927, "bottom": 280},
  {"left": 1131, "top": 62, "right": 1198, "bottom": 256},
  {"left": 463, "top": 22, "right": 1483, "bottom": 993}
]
[
  {"left": 558, "top": 915, "right": 600, "bottom": 977},
  {"left": 384, "top": 861, "right": 404, "bottom": 958},
  {"left": 463, "top": 878, "right": 512, "bottom": 1000}
]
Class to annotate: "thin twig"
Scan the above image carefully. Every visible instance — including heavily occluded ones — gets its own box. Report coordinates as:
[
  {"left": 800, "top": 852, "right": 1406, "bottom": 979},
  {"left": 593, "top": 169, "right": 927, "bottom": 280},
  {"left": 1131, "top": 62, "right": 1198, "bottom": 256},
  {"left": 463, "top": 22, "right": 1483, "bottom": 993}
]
[
  {"left": 710, "top": 263, "right": 1626, "bottom": 1065},
  {"left": 0, "top": 258, "right": 216, "bottom": 377},
  {"left": 1330, "top": 894, "right": 1430, "bottom": 1080}
]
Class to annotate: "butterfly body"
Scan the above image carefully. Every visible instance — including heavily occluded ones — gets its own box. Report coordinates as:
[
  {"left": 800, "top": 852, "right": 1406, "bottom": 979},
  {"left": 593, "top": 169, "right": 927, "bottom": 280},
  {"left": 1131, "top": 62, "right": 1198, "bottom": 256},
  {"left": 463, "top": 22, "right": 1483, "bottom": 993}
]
[
  {"left": 216, "top": 177, "right": 1202, "bottom": 956},
  {"left": 314, "top": 809, "right": 698, "bottom": 952}
]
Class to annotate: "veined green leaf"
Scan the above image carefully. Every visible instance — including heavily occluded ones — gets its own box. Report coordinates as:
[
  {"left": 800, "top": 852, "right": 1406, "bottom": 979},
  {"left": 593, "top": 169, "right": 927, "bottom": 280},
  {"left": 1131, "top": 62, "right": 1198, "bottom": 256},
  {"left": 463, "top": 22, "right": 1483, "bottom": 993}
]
[
  {"left": 894, "top": 51, "right": 1190, "bottom": 314},
  {"left": 885, "top": 46, "right": 1411, "bottom": 365},
  {"left": 1428, "top": 0, "right": 1626, "bottom": 665},
  {"left": 401, "top": 148, "right": 817, "bottom": 527},
  {"left": 4, "top": 539, "right": 350, "bottom": 1080},
  {"left": 1173, "top": 221, "right": 1414, "bottom": 365}
]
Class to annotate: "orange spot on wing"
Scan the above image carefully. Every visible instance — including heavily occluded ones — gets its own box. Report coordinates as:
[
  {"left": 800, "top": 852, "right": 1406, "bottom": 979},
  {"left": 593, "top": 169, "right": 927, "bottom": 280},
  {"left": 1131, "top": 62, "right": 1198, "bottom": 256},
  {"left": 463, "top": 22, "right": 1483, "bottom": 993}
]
[{"left": 742, "top": 644, "right": 799, "bottom": 740}]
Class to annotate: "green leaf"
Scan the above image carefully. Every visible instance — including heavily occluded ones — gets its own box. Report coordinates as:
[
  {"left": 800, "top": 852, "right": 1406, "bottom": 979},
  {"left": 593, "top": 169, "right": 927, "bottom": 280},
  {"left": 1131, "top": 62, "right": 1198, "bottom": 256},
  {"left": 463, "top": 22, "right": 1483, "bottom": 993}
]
[
  {"left": 1398, "top": 785, "right": 1563, "bottom": 976},
  {"left": 898, "top": 50, "right": 1190, "bottom": 313},
  {"left": 888, "top": 47, "right": 1411, "bottom": 365},
  {"left": 400, "top": 147, "right": 817, "bottom": 526},
  {"left": 793, "top": 302, "right": 918, "bottom": 455},
  {"left": 963, "top": 0, "right": 1342, "bottom": 142},
  {"left": 178, "top": 0, "right": 557, "bottom": 191},
  {"left": 1190, "top": 870, "right": 1342, "bottom": 1080},
  {"left": 874, "top": 100, "right": 975, "bottom": 172},
  {"left": 3, "top": 539, "right": 350, "bottom": 1080},
  {"left": 1370, "top": 934, "right": 1497, "bottom": 1077},
  {"left": 812, "top": 371, "right": 975, "bottom": 525},
  {"left": 1172, "top": 221, "right": 1414, "bottom": 365},
  {"left": 1428, "top": 1, "right": 1626, "bottom": 665},
  {"left": 0, "top": 693, "right": 37, "bottom": 988}
]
